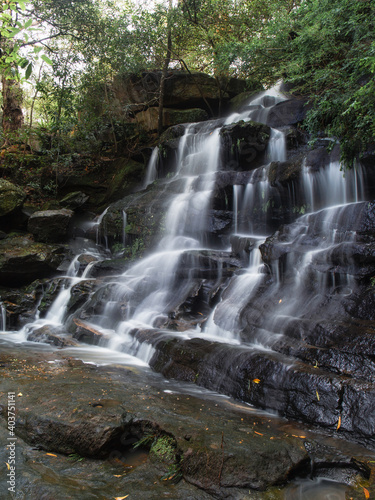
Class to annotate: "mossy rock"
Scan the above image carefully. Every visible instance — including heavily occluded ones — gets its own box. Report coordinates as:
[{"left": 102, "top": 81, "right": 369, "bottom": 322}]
[{"left": 0, "top": 179, "right": 26, "bottom": 217}]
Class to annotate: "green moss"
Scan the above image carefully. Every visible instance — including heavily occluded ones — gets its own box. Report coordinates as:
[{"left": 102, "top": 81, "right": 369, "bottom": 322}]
[{"left": 150, "top": 435, "right": 176, "bottom": 465}]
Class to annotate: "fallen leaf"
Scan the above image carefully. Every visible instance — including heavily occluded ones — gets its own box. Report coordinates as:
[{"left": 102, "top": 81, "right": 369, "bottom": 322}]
[
  {"left": 254, "top": 431, "right": 263, "bottom": 436},
  {"left": 252, "top": 379, "right": 261, "bottom": 384},
  {"left": 316, "top": 390, "right": 320, "bottom": 401},
  {"left": 46, "top": 453, "right": 57, "bottom": 457},
  {"left": 17, "top": 393, "right": 22, "bottom": 397},
  {"left": 337, "top": 416, "right": 341, "bottom": 430},
  {"left": 363, "top": 487, "right": 370, "bottom": 499},
  {"left": 6, "top": 462, "right": 10, "bottom": 470},
  {"left": 114, "top": 496, "right": 129, "bottom": 500}
]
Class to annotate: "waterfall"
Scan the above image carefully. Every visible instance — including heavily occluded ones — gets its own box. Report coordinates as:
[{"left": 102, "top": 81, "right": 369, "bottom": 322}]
[
  {"left": 122, "top": 210, "right": 127, "bottom": 247},
  {"left": 144, "top": 147, "right": 159, "bottom": 188},
  {"left": 15, "top": 84, "right": 371, "bottom": 378},
  {"left": 0, "top": 301, "right": 6, "bottom": 332}
]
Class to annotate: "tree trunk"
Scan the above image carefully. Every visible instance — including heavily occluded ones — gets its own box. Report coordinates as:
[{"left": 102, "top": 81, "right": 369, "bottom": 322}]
[{"left": 1, "top": 75, "right": 24, "bottom": 142}]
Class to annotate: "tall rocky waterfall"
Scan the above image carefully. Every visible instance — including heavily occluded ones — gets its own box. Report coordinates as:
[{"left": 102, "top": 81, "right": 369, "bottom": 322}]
[{"left": 14, "top": 86, "right": 375, "bottom": 447}]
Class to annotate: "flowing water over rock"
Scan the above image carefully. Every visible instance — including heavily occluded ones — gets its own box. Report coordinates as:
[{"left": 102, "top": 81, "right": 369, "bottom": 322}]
[{"left": 3, "top": 85, "right": 375, "bottom": 497}]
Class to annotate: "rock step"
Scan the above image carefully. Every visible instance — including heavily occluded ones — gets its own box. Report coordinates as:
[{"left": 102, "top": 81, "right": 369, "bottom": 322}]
[{"left": 122, "top": 330, "right": 375, "bottom": 447}]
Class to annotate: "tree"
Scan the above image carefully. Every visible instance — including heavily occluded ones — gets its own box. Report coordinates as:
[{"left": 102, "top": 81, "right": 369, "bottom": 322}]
[
  {"left": 279, "top": 0, "right": 375, "bottom": 164},
  {"left": 0, "top": 0, "right": 103, "bottom": 142}
]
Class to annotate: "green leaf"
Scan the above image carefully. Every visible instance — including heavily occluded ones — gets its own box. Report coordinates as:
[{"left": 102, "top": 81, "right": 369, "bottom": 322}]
[
  {"left": 25, "top": 62, "right": 33, "bottom": 79},
  {"left": 18, "top": 1, "right": 26, "bottom": 10},
  {"left": 41, "top": 54, "right": 53, "bottom": 65},
  {"left": 24, "top": 19, "right": 33, "bottom": 29},
  {"left": 19, "top": 58, "right": 29, "bottom": 68},
  {"left": 6, "top": 28, "right": 21, "bottom": 38},
  {"left": 33, "top": 46, "right": 43, "bottom": 54}
]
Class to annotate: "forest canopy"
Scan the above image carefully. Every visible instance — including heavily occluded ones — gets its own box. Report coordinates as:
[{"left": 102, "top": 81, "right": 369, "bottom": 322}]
[{"left": 0, "top": 0, "right": 373, "bottom": 164}]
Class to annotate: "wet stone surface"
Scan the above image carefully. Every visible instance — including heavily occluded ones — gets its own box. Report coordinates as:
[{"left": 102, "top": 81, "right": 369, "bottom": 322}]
[{"left": 0, "top": 341, "right": 375, "bottom": 499}]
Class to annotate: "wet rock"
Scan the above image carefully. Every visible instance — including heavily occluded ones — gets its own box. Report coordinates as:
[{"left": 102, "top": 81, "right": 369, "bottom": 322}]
[
  {"left": 0, "top": 235, "right": 67, "bottom": 286},
  {"left": 266, "top": 98, "right": 310, "bottom": 128},
  {"left": 230, "top": 235, "right": 257, "bottom": 258},
  {"left": 1, "top": 343, "right": 371, "bottom": 499},
  {"left": 28, "top": 209, "right": 74, "bottom": 243},
  {"left": 27, "top": 325, "right": 78, "bottom": 347},
  {"left": 66, "top": 279, "right": 100, "bottom": 314},
  {"left": 146, "top": 334, "right": 375, "bottom": 447},
  {"left": 220, "top": 120, "right": 271, "bottom": 170},
  {"left": 178, "top": 250, "right": 242, "bottom": 279},
  {"left": 72, "top": 318, "right": 111, "bottom": 345}
]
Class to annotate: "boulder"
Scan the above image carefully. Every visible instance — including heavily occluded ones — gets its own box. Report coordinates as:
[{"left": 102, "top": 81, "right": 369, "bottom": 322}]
[
  {"left": 220, "top": 120, "right": 270, "bottom": 170},
  {"left": 111, "top": 71, "right": 232, "bottom": 114},
  {"left": 59, "top": 191, "right": 89, "bottom": 209},
  {"left": 28, "top": 209, "right": 74, "bottom": 243},
  {"left": 0, "top": 179, "right": 25, "bottom": 217},
  {"left": 0, "top": 235, "right": 67, "bottom": 285},
  {"left": 266, "top": 98, "right": 310, "bottom": 127},
  {"left": 134, "top": 107, "right": 208, "bottom": 132}
]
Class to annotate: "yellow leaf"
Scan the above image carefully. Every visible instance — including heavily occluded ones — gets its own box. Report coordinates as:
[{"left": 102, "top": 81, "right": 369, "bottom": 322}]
[
  {"left": 254, "top": 431, "right": 263, "bottom": 436},
  {"left": 252, "top": 379, "right": 261, "bottom": 384},
  {"left": 46, "top": 453, "right": 57, "bottom": 457},
  {"left": 316, "top": 390, "right": 320, "bottom": 401},
  {"left": 17, "top": 393, "right": 22, "bottom": 397},
  {"left": 337, "top": 416, "right": 341, "bottom": 430},
  {"left": 364, "top": 487, "right": 370, "bottom": 499},
  {"left": 6, "top": 462, "right": 10, "bottom": 470},
  {"left": 279, "top": 299, "right": 282, "bottom": 303},
  {"left": 115, "top": 496, "right": 129, "bottom": 500}
]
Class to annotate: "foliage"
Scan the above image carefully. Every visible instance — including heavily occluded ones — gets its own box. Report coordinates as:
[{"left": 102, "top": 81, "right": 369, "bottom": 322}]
[
  {"left": 1, "top": 0, "right": 374, "bottom": 171},
  {"left": 279, "top": 0, "right": 375, "bottom": 164}
]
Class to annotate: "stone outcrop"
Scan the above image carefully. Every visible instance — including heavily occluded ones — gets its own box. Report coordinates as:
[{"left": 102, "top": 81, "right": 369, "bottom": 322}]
[
  {"left": 0, "top": 179, "right": 25, "bottom": 217},
  {"left": 0, "top": 343, "right": 373, "bottom": 499},
  {"left": 0, "top": 234, "right": 67, "bottom": 285},
  {"left": 134, "top": 107, "right": 208, "bottom": 131},
  {"left": 28, "top": 209, "right": 74, "bottom": 243},
  {"left": 220, "top": 120, "right": 271, "bottom": 170},
  {"left": 111, "top": 71, "right": 247, "bottom": 115}
]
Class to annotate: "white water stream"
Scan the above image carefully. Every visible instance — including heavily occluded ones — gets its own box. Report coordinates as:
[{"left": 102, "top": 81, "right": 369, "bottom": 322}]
[{"left": 5, "top": 84, "right": 367, "bottom": 366}]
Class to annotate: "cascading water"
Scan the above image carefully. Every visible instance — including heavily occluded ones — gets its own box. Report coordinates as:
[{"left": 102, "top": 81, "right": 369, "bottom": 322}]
[
  {"left": 78, "top": 123, "right": 224, "bottom": 359},
  {"left": 12, "top": 85, "right": 372, "bottom": 430},
  {"left": 144, "top": 147, "right": 159, "bottom": 188},
  {"left": 0, "top": 301, "right": 6, "bottom": 332}
]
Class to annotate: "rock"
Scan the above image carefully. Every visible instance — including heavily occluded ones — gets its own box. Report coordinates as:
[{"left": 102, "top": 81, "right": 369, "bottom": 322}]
[
  {"left": 28, "top": 209, "right": 74, "bottom": 243},
  {"left": 220, "top": 120, "right": 271, "bottom": 170},
  {"left": 0, "top": 343, "right": 371, "bottom": 498},
  {"left": 59, "top": 191, "right": 89, "bottom": 209},
  {"left": 0, "top": 235, "right": 67, "bottom": 286},
  {"left": 230, "top": 235, "right": 257, "bottom": 257},
  {"left": 266, "top": 98, "right": 310, "bottom": 127},
  {"left": 56, "top": 158, "right": 146, "bottom": 209},
  {"left": 0, "top": 179, "right": 26, "bottom": 218},
  {"left": 27, "top": 325, "right": 78, "bottom": 347},
  {"left": 228, "top": 90, "right": 263, "bottom": 112},
  {"left": 111, "top": 71, "right": 234, "bottom": 115},
  {"left": 134, "top": 107, "right": 208, "bottom": 132},
  {"left": 72, "top": 318, "right": 110, "bottom": 345}
]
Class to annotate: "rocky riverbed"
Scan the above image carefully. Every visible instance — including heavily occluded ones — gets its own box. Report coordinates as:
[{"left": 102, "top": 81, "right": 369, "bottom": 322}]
[{"left": 1, "top": 339, "right": 375, "bottom": 499}]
